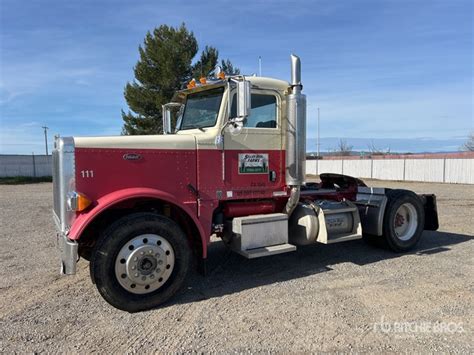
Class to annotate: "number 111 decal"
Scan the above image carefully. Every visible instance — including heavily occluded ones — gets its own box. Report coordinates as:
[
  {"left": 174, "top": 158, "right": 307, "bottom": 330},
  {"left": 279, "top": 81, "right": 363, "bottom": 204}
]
[{"left": 81, "top": 170, "right": 94, "bottom": 178}]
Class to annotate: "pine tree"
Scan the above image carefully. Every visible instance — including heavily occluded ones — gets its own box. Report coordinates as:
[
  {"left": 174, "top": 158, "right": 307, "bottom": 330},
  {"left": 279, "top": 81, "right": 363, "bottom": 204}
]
[
  {"left": 122, "top": 24, "right": 197, "bottom": 135},
  {"left": 122, "top": 24, "right": 240, "bottom": 135},
  {"left": 221, "top": 59, "right": 240, "bottom": 75},
  {"left": 192, "top": 46, "right": 219, "bottom": 79}
]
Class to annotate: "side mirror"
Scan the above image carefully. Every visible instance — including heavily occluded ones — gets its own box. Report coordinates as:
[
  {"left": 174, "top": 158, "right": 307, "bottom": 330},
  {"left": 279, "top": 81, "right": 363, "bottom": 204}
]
[
  {"left": 162, "top": 103, "right": 183, "bottom": 135},
  {"left": 232, "top": 79, "right": 251, "bottom": 121},
  {"left": 162, "top": 105, "right": 172, "bottom": 134}
]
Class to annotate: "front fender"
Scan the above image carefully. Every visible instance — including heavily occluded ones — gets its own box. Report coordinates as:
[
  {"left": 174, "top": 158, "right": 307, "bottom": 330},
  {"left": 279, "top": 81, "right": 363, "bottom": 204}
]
[{"left": 68, "top": 187, "right": 207, "bottom": 257}]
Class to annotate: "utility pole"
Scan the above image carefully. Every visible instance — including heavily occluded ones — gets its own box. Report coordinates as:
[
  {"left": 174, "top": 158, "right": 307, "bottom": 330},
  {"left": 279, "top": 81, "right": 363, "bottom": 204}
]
[
  {"left": 258, "top": 56, "right": 262, "bottom": 76},
  {"left": 42, "top": 126, "right": 49, "bottom": 156},
  {"left": 317, "top": 107, "right": 320, "bottom": 158}
]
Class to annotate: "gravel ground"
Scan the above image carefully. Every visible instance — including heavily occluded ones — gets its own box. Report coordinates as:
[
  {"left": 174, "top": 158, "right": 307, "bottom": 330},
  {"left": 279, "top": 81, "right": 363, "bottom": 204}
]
[{"left": 0, "top": 180, "right": 473, "bottom": 353}]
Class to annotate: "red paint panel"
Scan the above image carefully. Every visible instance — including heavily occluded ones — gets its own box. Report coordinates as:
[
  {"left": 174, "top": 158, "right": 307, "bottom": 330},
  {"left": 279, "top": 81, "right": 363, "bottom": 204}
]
[
  {"left": 196, "top": 149, "right": 224, "bottom": 200},
  {"left": 68, "top": 187, "right": 209, "bottom": 257},
  {"left": 196, "top": 148, "right": 286, "bottom": 200},
  {"left": 72, "top": 147, "right": 289, "bottom": 255},
  {"left": 75, "top": 148, "right": 197, "bottom": 205},
  {"left": 223, "top": 200, "right": 276, "bottom": 217},
  {"left": 74, "top": 148, "right": 212, "bottom": 240}
]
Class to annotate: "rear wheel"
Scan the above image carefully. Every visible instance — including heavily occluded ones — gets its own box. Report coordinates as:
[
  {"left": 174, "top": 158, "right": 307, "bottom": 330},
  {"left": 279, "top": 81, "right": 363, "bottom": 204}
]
[
  {"left": 90, "top": 213, "right": 191, "bottom": 312},
  {"left": 382, "top": 189, "right": 425, "bottom": 252}
]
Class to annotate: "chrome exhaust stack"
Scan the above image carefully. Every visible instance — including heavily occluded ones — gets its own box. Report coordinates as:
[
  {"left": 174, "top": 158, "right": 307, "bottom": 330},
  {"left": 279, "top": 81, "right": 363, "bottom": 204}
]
[{"left": 284, "top": 54, "right": 307, "bottom": 215}]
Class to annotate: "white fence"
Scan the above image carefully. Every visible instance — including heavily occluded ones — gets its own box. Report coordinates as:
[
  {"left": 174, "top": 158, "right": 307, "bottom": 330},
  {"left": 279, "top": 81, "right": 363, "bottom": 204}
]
[
  {"left": 0, "top": 155, "right": 52, "bottom": 177},
  {"left": 306, "top": 158, "right": 474, "bottom": 184}
]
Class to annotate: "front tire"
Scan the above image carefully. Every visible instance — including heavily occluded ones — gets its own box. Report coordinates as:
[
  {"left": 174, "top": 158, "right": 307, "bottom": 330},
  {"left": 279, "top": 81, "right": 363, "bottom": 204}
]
[
  {"left": 90, "top": 213, "right": 191, "bottom": 312},
  {"left": 382, "top": 189, "right": 425, "bottom": 252}
]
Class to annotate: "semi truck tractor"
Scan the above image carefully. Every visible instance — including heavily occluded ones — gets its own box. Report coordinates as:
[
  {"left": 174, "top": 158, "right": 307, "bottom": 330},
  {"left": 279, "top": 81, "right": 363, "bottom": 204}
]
[{"left": 53, "top": 55, "right": 439, "bottom": 312}]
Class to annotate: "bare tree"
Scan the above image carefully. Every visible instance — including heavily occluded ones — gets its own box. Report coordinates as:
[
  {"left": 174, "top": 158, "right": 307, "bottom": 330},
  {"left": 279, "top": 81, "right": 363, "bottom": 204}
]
[
  {"left": 368, "top": 140, "right": 391, "bottom": 156},
  {"left": 461, "top": 132, "right": 474, "bottom": 151},
  {"left": 333, "top": 139, "right": 353, "bottom": 156}
]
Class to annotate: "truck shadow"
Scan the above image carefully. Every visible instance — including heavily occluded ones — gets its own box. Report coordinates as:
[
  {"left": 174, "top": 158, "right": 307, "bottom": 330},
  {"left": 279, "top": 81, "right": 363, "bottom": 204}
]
[{"left": 170, "top": 231, "right": 473, "bottom": 307}]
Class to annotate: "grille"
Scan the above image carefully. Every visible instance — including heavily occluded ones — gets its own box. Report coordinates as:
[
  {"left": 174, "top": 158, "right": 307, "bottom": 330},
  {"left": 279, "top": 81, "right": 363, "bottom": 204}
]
[
  {"left": 52, "top": 137, "right": 75, "bottom": 232},
  {"left": 52, "top": 147, "right": 61, "bottom": 221}
]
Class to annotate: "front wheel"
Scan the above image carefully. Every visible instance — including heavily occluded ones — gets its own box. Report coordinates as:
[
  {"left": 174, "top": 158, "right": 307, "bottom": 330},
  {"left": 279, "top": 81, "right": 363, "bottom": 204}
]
[
  {"left": 382, "top": 189, "right": 425, "bottom": 252},
  {"left": 90, "top": 213, "right": 191, "bottom": 312}
]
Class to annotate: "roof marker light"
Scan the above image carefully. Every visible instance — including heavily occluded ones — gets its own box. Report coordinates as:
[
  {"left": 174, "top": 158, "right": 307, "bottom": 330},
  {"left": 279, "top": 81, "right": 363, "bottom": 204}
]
[{"left": 187, "top": 79, "right": 196, "bottom": 89}]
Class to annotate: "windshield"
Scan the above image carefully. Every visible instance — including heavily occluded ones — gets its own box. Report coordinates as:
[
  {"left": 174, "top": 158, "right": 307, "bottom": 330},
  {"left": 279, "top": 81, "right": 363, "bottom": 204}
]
[{"left": 179, "top": 87, "right": 224, "bottom": 130}]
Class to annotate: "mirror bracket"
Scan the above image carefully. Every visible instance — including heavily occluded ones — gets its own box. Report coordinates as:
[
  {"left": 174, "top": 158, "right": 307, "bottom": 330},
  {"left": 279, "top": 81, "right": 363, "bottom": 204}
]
[
  {"left": 162, "top": 102, "right": 184, "bottom": 135},
  {"left": 229, "top": 77, "right": 251, "bottom": 123}
]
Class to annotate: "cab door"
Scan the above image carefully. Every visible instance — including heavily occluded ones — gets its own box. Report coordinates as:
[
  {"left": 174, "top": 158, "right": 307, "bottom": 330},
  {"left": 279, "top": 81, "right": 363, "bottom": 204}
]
[{"left": 223, "top": 89, "right": 285, "bottom": 200}]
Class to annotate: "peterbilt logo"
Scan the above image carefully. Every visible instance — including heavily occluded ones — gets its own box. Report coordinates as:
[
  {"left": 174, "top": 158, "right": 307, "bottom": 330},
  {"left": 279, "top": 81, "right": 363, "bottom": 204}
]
[{"left": 123, "top": 153, "right": 142, "bottom": 161}]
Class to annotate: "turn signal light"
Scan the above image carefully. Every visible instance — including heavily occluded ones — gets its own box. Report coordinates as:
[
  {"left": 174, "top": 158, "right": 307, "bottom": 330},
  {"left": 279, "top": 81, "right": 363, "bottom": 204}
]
[
  {"left": 67, "top": 191, "right": 92, "bottom": 212},
  {"left": 76, "top": 193, "right": 92, "bottom": 211},
  {"left": 199, "top": 77, "right": 207, "bottom": 84}
]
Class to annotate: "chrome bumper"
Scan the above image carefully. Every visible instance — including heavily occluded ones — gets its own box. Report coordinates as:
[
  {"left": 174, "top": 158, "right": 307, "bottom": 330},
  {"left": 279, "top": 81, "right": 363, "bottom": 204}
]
[{"left": 57, "top": 231, "right": 78, "bottom": 275}]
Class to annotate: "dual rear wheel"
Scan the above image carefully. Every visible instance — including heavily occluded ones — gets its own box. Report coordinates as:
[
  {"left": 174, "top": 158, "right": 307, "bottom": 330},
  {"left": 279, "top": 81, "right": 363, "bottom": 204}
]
[{"left": 364, "top": 189, "right": 425, "bottom": 252}]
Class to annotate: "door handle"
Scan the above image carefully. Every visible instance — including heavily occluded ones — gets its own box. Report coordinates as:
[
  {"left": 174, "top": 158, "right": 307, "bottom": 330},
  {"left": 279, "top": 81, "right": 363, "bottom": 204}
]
[{"left": 269, "top": 170, "right": 277, "bottom": 182}]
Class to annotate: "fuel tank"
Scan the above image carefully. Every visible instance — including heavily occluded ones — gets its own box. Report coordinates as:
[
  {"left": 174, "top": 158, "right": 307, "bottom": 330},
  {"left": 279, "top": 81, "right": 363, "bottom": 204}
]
[{"left": 288, "top": 201, "right": 362, "bottom": 245}]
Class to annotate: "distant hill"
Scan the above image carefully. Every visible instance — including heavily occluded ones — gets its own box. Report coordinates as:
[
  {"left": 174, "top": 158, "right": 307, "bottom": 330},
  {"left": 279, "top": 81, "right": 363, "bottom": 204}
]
[{"left": 306, "top": 137, "right": 466, "bottom": 154}]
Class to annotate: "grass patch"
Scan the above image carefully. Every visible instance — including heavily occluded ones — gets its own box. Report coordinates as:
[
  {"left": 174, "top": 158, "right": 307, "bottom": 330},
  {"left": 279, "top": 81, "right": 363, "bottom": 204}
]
[{"left": 0, "top": 176, "right": 52, "bottom": 185}]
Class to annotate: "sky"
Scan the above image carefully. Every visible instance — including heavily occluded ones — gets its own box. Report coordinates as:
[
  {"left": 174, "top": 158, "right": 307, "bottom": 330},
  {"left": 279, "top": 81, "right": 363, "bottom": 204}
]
[{"left": 0, "top": 0, "right": 472, "bottom": 154}]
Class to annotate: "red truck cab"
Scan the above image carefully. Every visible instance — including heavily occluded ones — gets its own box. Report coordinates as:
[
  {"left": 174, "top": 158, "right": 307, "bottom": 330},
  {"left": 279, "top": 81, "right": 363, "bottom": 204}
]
[{"left": 53, "top": 55, "right": 438, "bottom": 312}]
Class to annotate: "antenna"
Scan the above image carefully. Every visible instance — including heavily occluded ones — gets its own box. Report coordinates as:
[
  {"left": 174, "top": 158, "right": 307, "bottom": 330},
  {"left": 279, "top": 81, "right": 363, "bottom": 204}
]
[{"left": 258, "top": 56, "right": 262, "bottom": 76}]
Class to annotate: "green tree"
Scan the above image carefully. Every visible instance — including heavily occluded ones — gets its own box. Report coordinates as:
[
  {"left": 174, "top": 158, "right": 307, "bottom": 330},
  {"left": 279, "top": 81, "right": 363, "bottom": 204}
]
[
  {"left": 221, "top": 59, "right": 240, "bottom": 75},
  {"left": 122, "top": 24, "right": 197, "bottom": 135},
  {"left": 122, "top": 24, "right": 239, "bottom": 135},
  {"left": 192, "top": 46, "right": 219, "bottom": 79}
]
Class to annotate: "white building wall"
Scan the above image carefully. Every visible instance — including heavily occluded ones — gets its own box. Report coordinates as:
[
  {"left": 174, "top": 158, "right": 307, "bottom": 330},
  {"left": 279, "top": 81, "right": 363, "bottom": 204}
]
[
  {"left": 304, "top": 158, "right": 473, "bottom": 184},
  {"left": 372, "top": 159, "right": 405, "bottom": 181},
  {"left": 0, "top": 155, "right": 52, "bottom": 177},
  {"left": 404, "top": 159, "right": 444, "bottom": 183},
  {"left": 342, "top": 160, "right": 372, "bottom": 178},
  {"left": 317, "top": 160, "right": 343, "bottom": 175},
  {"left": 306, "top": 160, "right": 317, "bottom": 175},
  {"left": 445, "top": 159, "right": 474, "bottom": 184}
]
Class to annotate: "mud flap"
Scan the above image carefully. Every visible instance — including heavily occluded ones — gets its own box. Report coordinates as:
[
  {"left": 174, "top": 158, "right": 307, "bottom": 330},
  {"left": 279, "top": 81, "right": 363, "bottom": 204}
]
[{"left": 419, "top": 194, "right": 439, "bottom": 231}]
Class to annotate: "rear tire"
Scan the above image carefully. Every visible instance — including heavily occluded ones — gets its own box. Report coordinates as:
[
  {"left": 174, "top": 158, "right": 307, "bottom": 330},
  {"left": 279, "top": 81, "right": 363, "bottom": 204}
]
[
  {"left": 90, "top": 213, "right": 191, "bottom": 312},
  {"left": 382, "top": 189, "right": 425, "bottom": 252}
]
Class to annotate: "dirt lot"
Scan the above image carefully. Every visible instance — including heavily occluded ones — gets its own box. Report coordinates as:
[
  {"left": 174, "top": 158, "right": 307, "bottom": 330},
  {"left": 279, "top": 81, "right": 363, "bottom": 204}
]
[{"left": 0, "top": 180, "right": 473, "bottom": 352}]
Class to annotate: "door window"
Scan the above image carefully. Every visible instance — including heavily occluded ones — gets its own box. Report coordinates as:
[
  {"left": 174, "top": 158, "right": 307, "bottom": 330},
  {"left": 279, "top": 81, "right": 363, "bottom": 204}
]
[{"left": 231, "top": 93, "right": 277, "bottom": 128}]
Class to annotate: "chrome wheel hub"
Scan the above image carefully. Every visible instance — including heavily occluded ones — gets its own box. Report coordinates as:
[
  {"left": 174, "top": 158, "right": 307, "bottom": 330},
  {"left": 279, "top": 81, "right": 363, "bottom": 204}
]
[
  {"left": 115, "top": 234, "right": 175, "bottom": 294},
  {"left": 394, "top": 203, "right": 418, "bottom": 241}
]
